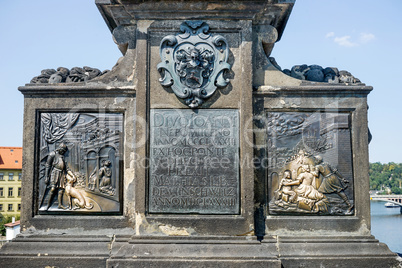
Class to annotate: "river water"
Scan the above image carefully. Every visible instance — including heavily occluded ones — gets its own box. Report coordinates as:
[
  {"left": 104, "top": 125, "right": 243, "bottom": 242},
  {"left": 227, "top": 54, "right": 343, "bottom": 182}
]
[{"left": 371, "top": 200, "right": 402, "bottom": 254}]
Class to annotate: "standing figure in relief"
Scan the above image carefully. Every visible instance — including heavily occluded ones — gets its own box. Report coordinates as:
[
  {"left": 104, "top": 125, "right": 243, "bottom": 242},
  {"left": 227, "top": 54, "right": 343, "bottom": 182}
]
[
  {"left": 44, "top": 143, "right": 69, "bottom": 210},
  {"left": 88, "top": 168, "right": 97, "bottom": 191},
  {"left": 313, "top": 155, "right": 353, "bottom": 213}
]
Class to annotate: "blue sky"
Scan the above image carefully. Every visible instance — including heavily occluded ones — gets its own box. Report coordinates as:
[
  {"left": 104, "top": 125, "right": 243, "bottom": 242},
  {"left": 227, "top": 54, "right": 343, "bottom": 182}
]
[{"left": 0, "top": 1, "right": 401, "bottom": 163}]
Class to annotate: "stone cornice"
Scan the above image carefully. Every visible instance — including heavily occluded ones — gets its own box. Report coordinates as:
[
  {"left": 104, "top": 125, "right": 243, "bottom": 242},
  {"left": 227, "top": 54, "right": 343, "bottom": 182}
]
[
  {"left": 96, "top": 0, "right": 295, "bottom": 42},
  {"left": 19, "top": 84, "right": 136, "bottom": 97},
  {"left": 254, "top": 84, "right": 373, "bottom": 97}
]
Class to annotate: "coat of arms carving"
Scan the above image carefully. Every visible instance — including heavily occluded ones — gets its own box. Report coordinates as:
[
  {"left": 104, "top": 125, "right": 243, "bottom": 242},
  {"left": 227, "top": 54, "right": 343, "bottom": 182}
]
[{"left": 157, "top": 21, "right": 231, "bottom": 108}]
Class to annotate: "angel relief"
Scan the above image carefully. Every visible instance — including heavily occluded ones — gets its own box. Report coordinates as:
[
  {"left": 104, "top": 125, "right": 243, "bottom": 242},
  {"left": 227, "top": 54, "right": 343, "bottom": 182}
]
[{"left": 270, "top": 150, "right": 354, "bottom": 215}]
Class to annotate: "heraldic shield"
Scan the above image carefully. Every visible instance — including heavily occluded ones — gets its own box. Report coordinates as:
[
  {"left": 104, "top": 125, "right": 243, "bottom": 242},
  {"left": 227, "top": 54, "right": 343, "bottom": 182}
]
[{"left": 157, "top": 21, "right": 232, "bottom": 108}]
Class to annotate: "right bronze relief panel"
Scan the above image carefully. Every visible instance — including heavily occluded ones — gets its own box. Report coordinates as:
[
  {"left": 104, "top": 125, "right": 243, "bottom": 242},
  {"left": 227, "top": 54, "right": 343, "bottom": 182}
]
[{"left": 267, "top": 111, "right": 354, "bottom": 216}]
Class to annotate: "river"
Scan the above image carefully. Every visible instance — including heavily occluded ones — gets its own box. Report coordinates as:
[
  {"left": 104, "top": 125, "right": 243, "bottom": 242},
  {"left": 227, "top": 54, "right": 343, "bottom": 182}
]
[{"left": 371, "top": 200, "right": 402, "bottom": 254}]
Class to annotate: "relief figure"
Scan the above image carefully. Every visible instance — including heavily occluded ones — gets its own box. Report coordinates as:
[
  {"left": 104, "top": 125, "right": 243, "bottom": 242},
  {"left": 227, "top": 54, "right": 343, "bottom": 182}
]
[
  {"left": 292, "top": 165, "right": 324, "bottom": 201},
  {"left": 88, "top": 168, "right": 97, "bottom": 191},
  {"left": 99, "top": 160, "right": 115, "bottom": 196},
  {"left": 313, "top": 155, "right": 353, "bottom": 213},
  {"left": 274, "top": 170, "right": 296, "bottom": 203},
  {"left": 283, "top": 165, "right": 327, "bottom": 212},
  {"left": 43, "top": 143, "right": 69, "bottom": 210},
  {"left": 269, "top": 151, "right": 352, "bottom": 215}
]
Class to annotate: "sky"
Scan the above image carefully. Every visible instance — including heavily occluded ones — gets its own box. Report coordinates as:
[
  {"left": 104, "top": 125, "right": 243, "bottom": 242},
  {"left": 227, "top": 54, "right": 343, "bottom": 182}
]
[{"left": 0, "top": 1, "right": 401, "bottom": 163}]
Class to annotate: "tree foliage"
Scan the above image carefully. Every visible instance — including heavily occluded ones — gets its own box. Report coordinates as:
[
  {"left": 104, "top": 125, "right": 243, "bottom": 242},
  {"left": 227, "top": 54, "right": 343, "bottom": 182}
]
[{"left": 370, "top": 162, "right": 402, "bottom": 194}]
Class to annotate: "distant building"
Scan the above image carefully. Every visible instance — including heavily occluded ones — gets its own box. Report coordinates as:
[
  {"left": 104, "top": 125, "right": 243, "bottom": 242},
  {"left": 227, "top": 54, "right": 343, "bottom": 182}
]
[
  {"left": 0, "top": 147, "right": 22, "bottom": 218},
  {"left": 5, "top": 218, "right": 20, "bottom": 241}
]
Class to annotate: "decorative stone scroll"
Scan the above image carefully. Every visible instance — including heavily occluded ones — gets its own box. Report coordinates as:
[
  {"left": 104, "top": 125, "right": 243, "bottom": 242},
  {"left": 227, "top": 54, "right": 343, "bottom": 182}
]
[
  {"left": 37, "top": 112, "right": 123, "bottom": 214},
  {"left": 149, "top": 109, "right": 240, "bottom": 214},
  {"left": 267, "top": 112, "right": 354, "bottom": 215},
  {"left": 157, "top": 21, "right": 231, "bottom": 108}
]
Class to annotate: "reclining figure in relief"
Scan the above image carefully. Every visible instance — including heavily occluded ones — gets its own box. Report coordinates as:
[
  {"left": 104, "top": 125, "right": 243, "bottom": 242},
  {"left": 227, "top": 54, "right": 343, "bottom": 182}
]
[{"left": 272, "top": 151, "right": 352, "bottom": 215}]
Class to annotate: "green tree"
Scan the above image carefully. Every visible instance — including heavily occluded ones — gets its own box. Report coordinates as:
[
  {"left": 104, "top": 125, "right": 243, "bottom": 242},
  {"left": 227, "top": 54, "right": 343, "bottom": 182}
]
[
  {"left": 370, "top": 162, "right": 402, "bottom": 194},
  {"left": 0, "top": 214, "right": 12, "bottom": 236}
]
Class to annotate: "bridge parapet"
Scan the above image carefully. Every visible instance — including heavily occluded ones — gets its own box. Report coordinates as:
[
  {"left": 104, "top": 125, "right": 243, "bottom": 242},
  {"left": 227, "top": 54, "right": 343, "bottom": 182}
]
[{"left": 371, "top": 195, "right": 402, "bottom": 213}]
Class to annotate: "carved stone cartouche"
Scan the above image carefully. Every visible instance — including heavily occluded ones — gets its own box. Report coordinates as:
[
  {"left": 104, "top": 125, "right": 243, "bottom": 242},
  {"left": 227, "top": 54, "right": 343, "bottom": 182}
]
[{"left": 157, "top": 21, "right": 231, "bottom": 108}]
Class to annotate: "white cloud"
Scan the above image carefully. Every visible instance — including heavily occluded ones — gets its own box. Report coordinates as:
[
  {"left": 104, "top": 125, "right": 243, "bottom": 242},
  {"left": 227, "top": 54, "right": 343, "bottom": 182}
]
[
  {"left": 360, "top": 32, "right": 375, "bottom": 43},
  {"left": 334, "top": 35, "right": 359, "bottom": 47},
  {"left": 327, "top": 32, "right": 375, "bottom": 47}
]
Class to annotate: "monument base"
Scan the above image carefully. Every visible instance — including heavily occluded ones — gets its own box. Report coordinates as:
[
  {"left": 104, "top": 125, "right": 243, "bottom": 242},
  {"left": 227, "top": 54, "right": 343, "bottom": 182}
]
[
  {"left": 108, "top": 236, "right": 280, "bottom": 267},
  {"left": 0, "top": 234, "right": 399, "bottom": 267},
  {"left": 0, "top": 234, "right": 111, "bottom": 267},
  {"left": 271, "top": 235, "right": 400, "bottom": 268}
]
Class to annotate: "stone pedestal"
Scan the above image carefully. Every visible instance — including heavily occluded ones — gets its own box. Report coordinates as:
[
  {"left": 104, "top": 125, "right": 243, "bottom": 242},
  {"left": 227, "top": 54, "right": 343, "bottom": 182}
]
[{"left": 0, "top": 1, "right": 399, "bottom": 267}]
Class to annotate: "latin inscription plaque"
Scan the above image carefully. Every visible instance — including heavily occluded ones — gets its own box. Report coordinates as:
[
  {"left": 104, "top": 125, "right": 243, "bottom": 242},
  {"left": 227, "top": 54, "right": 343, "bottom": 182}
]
[{"left": 149, "top": 109, "right": 240, "bottom": 214}]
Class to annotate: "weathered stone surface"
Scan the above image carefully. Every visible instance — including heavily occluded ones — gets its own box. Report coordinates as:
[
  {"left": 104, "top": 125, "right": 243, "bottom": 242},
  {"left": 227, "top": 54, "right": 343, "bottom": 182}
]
[
  {"left": 0, "top": 0, "right": 398, "bottom": 267},
  {"left": 282, "top": 62, "right": 361, "bottom": 84},
  {"left": 0, "top": 235, "right": 111, "bottom": 268},
  {"left": 272, "top": 235, "right": 400, "bottom": 268},
  {"left": 145, "top": 18, "right": 255, "bottom": 235},
  {"left": 1, "top": 234, "right": 399, "bottom": 267},
  {"left": 15, "top": 86, "right": 135, "bottom": 231},
  {"left": 108, "top": 236, "right": 281, "bottom": 267},
  {"left": 31, "top": 66, "right": 108, "bottom": 84},
  {"left": 290, "top": 64, "right": 309, "bottom": 80},
  {"left": 305, "top": 65, "right": 324, "bottom": 81}
]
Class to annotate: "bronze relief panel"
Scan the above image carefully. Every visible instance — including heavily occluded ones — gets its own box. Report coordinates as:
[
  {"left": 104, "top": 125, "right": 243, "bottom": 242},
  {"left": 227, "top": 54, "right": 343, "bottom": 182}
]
[
  {"left": 267, "top": 111, "right": 354, "bottom": 216},
  {"left": 36, "top": 112, "right": 123, "bottom": 214}
]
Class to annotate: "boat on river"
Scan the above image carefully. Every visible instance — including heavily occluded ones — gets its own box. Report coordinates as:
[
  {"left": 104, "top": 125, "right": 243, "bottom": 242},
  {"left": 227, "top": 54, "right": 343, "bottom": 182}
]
[{"left": 384, "top": 202, "right": 400, "bottom": 208}]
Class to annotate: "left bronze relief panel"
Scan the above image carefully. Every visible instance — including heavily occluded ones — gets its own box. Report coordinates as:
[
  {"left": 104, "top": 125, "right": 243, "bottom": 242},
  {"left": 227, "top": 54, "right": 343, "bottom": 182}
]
[{"left": 36, "top": 112, "right": 123, "bottom": 214}]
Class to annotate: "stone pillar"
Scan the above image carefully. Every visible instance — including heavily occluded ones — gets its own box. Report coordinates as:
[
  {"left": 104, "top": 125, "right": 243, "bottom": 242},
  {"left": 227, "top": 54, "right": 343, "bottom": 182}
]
[{"left": 0, "top": 1, "right": 398, "bottom": 267}]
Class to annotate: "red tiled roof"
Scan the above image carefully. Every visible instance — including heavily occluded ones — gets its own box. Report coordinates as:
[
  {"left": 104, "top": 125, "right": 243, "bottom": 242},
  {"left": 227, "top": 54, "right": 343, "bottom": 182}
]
[
  {"left": 0, "top": 147, "right": 22, "bottom": 170},
  {"left": 4, "top": 220, "right": 20, "bottom": 227}
]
